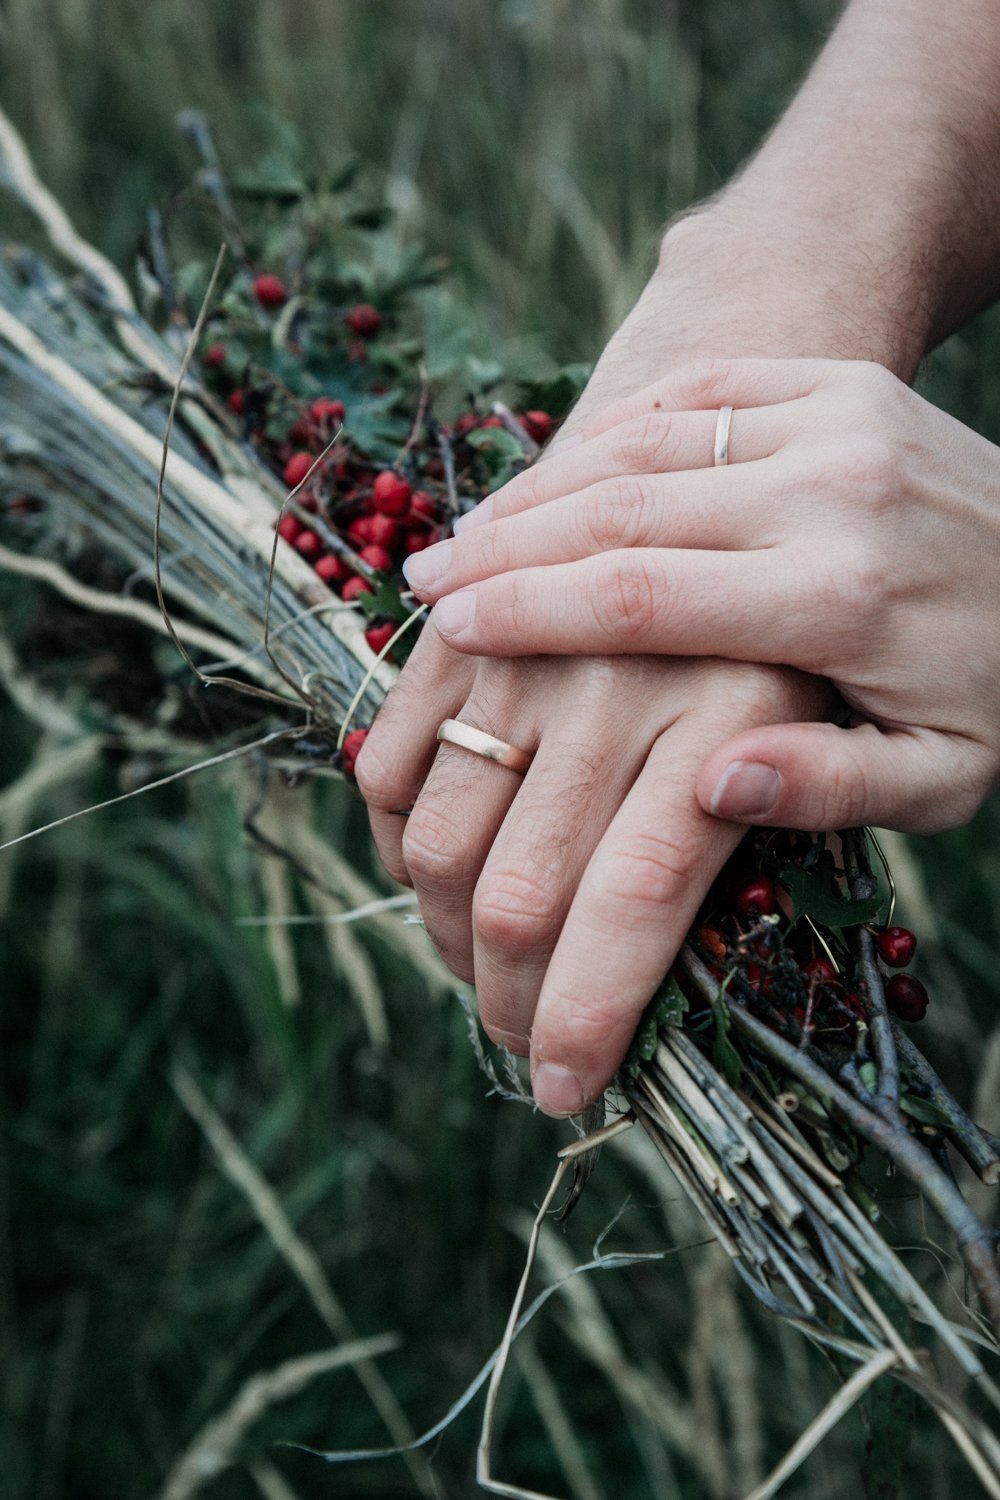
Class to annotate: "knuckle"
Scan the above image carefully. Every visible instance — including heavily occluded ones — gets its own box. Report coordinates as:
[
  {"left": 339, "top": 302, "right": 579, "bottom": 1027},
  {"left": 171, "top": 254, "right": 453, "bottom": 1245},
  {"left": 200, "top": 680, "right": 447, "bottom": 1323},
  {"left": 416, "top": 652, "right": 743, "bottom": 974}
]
[
  {"left": 590, "top": 554, "right": 660, "bottom": 644},
  {"left": 612, "top": 411, "right": 682, "bottom": 474},
  {"left": 578, "top": 477, "right": 654, "bottom": 553},
  {"left": 354, "top": 732, "right": 401, "bottom": 809},
  {"left": 707, "top": 660, "right": 796, "bottom": 723},
  {"left": 811, "top": 541, "right": 889, "bottom": 631},
  {"left": 671, "top": 358, "right": 734, "bottom": 410},
  {"left": 815, "top": 753, "right": 870, "bottom": 829},
  {"left": 401, "top": 805, "right": 475, "bottom": 890},
  {"left": 601, "top": 830, "right": 698, "bottom": 915},
  {"left": 841, "top": 435, "right": 901, "bottom": 506},
  {"left": 474, "top": 866, "right": 563, "bottom": 955},
  {"left": 473, "top": 515, "right": 513, "bottom": 575},
  {"left": 543, "top": 987, "right": 626, "bottom": 1053}
]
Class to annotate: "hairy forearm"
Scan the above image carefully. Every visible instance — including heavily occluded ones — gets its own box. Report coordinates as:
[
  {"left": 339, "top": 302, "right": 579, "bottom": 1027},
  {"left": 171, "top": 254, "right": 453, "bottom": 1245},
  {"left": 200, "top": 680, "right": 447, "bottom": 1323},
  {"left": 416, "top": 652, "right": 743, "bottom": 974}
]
[{"left": 658, "top": 0, "right": 1000, "bottom": 381}]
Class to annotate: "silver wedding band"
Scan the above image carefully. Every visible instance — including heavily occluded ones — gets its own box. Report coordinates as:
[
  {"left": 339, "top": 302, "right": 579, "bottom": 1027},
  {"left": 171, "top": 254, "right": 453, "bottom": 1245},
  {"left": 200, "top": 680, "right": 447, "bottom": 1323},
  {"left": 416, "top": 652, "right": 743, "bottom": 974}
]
[
  {"left": 436, "top": 718, "right": 534, "bottom": 775},
  {"left": 714, "top": 405, "right": 733, "bottom": 466}
]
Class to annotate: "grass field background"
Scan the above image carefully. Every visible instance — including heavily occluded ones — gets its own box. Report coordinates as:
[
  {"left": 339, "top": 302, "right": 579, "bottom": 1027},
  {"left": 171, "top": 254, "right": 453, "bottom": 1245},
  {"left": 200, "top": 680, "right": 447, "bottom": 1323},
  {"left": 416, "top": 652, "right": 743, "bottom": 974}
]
[{"left": 2, "top": 2, "right": 1000, "bottom": 1496}]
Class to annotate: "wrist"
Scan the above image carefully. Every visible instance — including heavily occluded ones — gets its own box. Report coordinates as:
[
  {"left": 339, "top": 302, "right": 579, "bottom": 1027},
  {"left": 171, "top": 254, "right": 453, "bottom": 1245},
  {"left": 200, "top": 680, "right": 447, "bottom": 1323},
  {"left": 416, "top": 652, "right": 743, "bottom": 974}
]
[{"left": 653, "top": 200, "right": 930, "bottom": 382}]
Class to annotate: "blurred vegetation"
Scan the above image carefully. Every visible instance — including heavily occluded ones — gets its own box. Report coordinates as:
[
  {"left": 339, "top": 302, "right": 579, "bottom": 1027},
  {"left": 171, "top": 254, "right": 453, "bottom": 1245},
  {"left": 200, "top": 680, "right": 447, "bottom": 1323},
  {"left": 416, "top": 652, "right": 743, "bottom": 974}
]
[{"left": 2, "top": 2, "right": 1000, "bottom": 1497}]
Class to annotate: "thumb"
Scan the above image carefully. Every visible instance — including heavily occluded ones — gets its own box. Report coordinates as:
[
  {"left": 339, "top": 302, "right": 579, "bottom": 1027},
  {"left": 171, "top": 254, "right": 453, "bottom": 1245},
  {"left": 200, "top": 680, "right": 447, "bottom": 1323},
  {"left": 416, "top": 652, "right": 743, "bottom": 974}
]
[{"left": 697, "top": 721, "right": 982, "bottom": 835}]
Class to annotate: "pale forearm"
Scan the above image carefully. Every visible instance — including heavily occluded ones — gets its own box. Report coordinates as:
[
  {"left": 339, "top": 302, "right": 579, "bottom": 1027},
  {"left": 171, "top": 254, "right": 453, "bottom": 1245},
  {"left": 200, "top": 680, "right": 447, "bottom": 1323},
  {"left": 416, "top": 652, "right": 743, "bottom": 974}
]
[
  {"left": 574, "top": 0, "right": 1000, "bottom": 413},
  {"left": 709, "top": 0, "right": 1000, "bottom": 371}
]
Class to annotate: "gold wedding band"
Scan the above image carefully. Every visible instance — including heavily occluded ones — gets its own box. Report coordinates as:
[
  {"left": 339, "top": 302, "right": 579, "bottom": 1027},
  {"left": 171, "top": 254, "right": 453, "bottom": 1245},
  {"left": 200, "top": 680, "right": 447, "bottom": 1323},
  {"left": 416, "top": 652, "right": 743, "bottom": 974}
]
[
  {"left": 714, "top": 405, "right": 733, "bottom": 466},
  {"left": 436, "top": 718, "right": 534, "bottom": 775}
]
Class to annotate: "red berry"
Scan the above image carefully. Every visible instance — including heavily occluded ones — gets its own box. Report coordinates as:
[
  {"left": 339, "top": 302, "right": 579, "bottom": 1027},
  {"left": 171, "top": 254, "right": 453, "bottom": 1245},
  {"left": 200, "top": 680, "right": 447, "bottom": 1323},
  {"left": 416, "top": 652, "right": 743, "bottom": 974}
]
[
  {"left": 348, "top": 516, "right": 377, "bottom": 546},
  {"left": 372, "top": 470, "right": 412, "bottom": 516},
  {"left": 885, "top": 973, "right": 929, "bottom": 1023},
  {"left": 294, "top": 530, "right": 323, "bottom": 560},
  {"left": 408, "top": 490, "right": 439, "bottom": 523},
  {"left": 310, "top": 396, "right": 346, "bottom": 426},
  {"left": 342, "top": 575, "right": 373, "bottom": 603},
  {"left": 203, "top": 342, "right": 226, "bottom": 368},
  {"left": 480, "top": 414, "right": 504, "bottom": 429},
  {"left": 454, "top": 412, "right": 479, "bottom": 437},
  {"left": 345, "top": 303, "right": 381, "bottom": 337},
  {"left": 366, "top": 514, "right": 399, "bottom": 549},
  {"left": 275, "top": 514, "right": 301, "bottom": 543},
  {"left": 404, "top": 530, "right": 432, "bottom": 555},
  {"left": 522, "top": 409, "right": 554, "bottom": 443},
  {"left": 283, "top": 451, "right": 313, "bottom": 490},
  {"left": 253, "top": 273, "right": 288, "bottom": 308},
  {"left": 341, "top": 728, "right": 368, "bottom": 778},
  {"left": 315, "top": 554, "right": 348, "bottom": 585},
  {"left": 288, "top": 416, "right": 313, "bottom": 445},
  {"left": 803, "top": 957, "right": 838, "bottom": 985},
  {"left": 364, "top": 621, "right": 397, "bottom": 657},
  {"left": 228, "top": 389, "right": 246, "bottom": 415},
  {"left": 359, "top": 543, "right": 393, "bottom": 573},
  {"left": 733, "top": 874, "right": 776, "bottom": 916},
  {"left": 875, "top": 925, "right": 917, "bottom": 969}
]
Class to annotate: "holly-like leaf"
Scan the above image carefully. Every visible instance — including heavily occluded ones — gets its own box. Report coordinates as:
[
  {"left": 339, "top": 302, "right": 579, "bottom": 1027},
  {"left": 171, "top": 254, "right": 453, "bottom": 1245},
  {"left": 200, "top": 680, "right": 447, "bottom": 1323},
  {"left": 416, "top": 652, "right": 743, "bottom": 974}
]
[
  {"left": 780, "top": 864, "right": 882, "bottom": 929},
  {"left": 465, "top": 426, "right": 527, "bottom": 492},
  {"left": 621, "top": 974, "right": 689, "bottom": 1077},
  {"left": 518, "top": 364, "right": 590, "bottom": 418},
  {"left": 355, "top": 576, "right": 423, "bottom": 663}
]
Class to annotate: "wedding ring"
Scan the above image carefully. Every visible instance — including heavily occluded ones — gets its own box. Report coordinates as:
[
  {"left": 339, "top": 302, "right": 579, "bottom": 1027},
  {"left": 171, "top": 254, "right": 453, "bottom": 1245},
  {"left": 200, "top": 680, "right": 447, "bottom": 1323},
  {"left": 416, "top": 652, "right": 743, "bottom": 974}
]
[
  {"left": 714, "top": 405, "right": 733, "bottom": 466},
  {"left": 436, "top": 718, "right": 534, "bottom": 775}
]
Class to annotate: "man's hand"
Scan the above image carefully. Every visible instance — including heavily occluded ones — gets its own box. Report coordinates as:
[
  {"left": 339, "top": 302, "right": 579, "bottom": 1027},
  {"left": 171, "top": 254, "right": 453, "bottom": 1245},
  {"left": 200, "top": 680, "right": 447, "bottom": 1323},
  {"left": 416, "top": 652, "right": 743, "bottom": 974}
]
[{"left": 358, "top": 628, "right": 829, "bottom": 1115}]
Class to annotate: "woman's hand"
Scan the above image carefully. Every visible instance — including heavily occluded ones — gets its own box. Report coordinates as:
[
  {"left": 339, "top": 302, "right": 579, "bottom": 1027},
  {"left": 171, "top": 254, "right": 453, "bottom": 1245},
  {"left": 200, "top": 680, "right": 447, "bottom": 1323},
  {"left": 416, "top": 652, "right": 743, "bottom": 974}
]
[
  {"left": 401, "top": 358, "right": 1000, "bottom": 834},
  {"left": 356, "top": 624, "right": 829, "bottom": 1115}
]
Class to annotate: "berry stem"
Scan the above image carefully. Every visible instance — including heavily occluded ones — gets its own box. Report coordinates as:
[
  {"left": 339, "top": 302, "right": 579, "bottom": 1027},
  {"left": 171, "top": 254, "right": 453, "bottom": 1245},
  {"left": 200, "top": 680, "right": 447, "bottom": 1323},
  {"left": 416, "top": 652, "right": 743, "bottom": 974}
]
[
  {"left": 679, "top": 946, "right": 1000, "bottom": 1341},
  {"left": 892, "top": 1025, "right": 1000, "bottom": 1186},
  {"left": 841, "top": 828, "right": 902, "bottom": 1119}
]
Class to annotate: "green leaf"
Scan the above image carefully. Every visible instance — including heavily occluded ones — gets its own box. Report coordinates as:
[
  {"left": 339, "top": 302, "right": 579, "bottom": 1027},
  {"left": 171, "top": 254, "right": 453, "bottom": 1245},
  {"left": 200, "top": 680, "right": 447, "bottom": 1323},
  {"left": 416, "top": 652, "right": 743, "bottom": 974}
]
[
  {"left": 518, "top": 365, "right": 590, "bottom": 418},
  {"left": 899, "top": 1093, "right": 953, "bottom": 1128},
  {"left": 621, "top": 974, "right": 689, "bottom": 1078},
  {"left": 355, "top": 579, "right": 423, "bottom": 663},
  {"left": 780, "top": 864, "right": 882, "bottom": 929},
  {"left": 711, "top": 975, "right": 743, "bottom": 1088},
  {"left": 858, "top": 1060, "right": 879, "bottom": 1095},
  {"left": 464, "top": 427, "right": 526, "bottom": 463},
  {"left": 654, "top": 974, "right": 689, "bottom": 1030}
]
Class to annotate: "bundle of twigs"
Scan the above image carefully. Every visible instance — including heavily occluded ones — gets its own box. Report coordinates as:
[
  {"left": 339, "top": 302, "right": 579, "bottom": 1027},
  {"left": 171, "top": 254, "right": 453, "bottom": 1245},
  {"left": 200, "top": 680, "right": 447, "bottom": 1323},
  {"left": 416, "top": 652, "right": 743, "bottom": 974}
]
[{"left": 1, "top": 107, "right": 998, "bottom": 1497}]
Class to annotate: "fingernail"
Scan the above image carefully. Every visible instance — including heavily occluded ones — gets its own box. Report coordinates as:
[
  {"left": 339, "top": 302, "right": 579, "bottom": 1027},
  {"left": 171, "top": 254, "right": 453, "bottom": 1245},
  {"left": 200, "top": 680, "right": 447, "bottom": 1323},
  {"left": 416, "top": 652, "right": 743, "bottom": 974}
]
[
  {"left": 453, "top": 497, "right": 493, "bottom": 533},
  {"left": 431, "top": 590, "right": 476, "bottom": 637},
  {"left": 402, "top": 538, "right": 452, "bottom": 592},
  {"left": 710, "top": 761, "right": 781, "bottom": 820},
  {"left": 546, "top": 431, "right": 583, "bottom": 458},
  {"left": 532, "top": 1062, "right": 586, "bottom": 1117}
]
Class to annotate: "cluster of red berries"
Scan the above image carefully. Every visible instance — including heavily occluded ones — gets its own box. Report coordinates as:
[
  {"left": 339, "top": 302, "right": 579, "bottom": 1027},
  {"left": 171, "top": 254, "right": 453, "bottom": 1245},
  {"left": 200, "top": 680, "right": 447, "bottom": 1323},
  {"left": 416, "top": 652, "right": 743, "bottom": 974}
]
[
  {"left": 695, "top": 863, "right": 931, "bottom": 1052},
  {"left": 874, "top": 925, "right": 928, "bottom": 1022},
  {"left": 204, "top": 364, "right": 554, "bottom": 668},
  {"left": 192, "top": 260, "right": 563, "bottom": 777}
]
